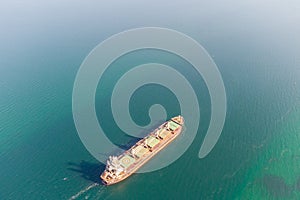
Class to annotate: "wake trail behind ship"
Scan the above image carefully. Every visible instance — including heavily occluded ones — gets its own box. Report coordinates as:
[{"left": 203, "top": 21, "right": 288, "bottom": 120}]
[{"left": 69, "top": 183, "right": 105, "bottom": 200}]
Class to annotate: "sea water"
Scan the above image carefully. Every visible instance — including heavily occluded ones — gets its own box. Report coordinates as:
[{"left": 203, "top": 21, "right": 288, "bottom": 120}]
[{"left": 0, "top": 1, "right": 300, "bottom": 199}]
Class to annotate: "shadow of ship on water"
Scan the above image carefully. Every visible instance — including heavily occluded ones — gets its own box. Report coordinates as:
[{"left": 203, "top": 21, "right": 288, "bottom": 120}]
[
  {"left": 67, "top": 161, "right": 106, "bottom": 184},
  {"left": 66, "top": 137, "right": 141, "bottom": 185},
  {"left": 66, "top": 122, "right": 166, "bottom": 185}
]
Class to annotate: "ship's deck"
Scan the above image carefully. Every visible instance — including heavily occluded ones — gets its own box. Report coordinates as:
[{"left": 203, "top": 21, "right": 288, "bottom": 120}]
[
  {"left": 119, "top": 154, "right": 135, "bottom": 169},
  {"left": 120, "top": 120, "right": 182, "bottom": 173},
  {"left": 101, "top": 116, "right": 184, "bottom": 185}
]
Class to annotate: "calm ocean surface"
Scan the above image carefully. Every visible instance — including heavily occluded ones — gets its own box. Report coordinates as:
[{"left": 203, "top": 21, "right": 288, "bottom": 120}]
[{"left": 1, "top": 1, "right": 300, "bottom": 199}]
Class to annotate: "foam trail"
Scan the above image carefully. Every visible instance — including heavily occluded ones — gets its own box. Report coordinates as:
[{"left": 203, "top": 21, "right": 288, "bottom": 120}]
[{"left": 69, "top": 183, "right": 99, "bottom": 200}]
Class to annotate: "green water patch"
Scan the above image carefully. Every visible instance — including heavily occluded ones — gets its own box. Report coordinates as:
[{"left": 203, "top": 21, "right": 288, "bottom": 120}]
[{"left": 236, "top": 103, "right": 300, "bottom": 199}]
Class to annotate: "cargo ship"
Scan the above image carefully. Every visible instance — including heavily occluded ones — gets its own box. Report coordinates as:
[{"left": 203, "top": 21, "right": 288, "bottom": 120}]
[{"left": 100, "top": 115, "right": 184, "bottom": 185}]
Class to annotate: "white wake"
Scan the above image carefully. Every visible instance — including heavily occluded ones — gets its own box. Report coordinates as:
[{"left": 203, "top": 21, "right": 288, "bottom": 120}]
[{"left": 69, "top": 183, "right": 100, "bottom": 200}]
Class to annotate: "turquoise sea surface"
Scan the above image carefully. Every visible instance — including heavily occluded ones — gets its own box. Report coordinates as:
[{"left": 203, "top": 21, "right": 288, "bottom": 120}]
[{"left": 1, "top": 1, "right": 300, "bottom": 199}]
